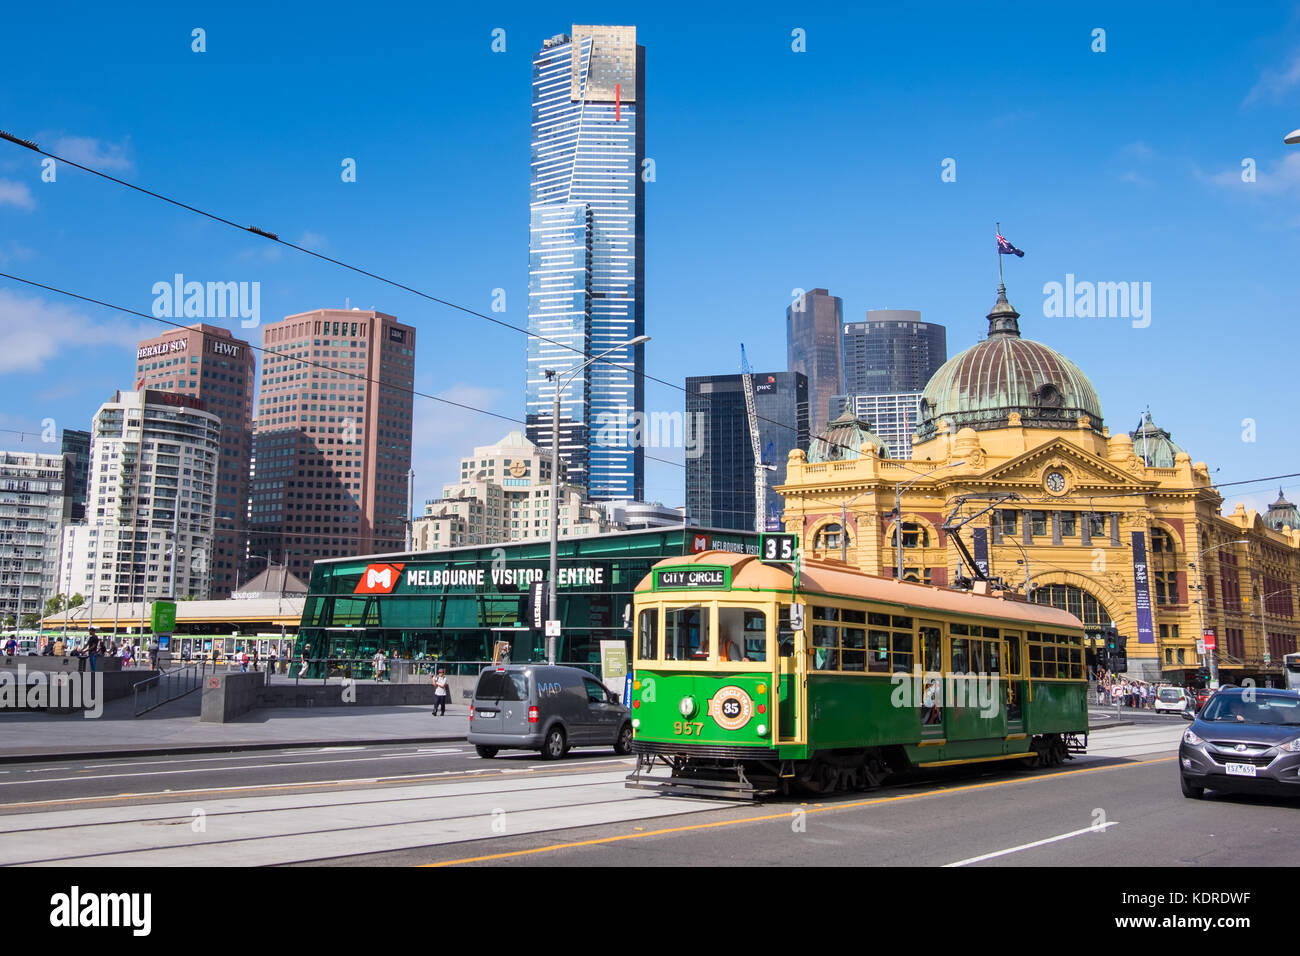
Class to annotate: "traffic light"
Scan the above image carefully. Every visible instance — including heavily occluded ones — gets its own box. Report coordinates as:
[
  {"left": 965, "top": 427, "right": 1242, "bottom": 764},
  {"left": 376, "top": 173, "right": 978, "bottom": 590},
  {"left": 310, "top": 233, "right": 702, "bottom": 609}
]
[{"left": 1109, "top": 629, "right": 1127, "bottom": 674}]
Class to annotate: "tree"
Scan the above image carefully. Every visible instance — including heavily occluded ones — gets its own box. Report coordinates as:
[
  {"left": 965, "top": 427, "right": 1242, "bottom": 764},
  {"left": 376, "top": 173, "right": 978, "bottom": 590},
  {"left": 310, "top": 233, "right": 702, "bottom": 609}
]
[
  {"left": 2, "top": 614, "right": 14, "bottom": 629},
  {"left": 20, "top": 613, "right": 40, "bottom": 630},
  {"left": 68, "top": 594, "right": 85, "bottom": 608},
  {"left": 45, "top": 594, "right": 66, "bottom": 616}
]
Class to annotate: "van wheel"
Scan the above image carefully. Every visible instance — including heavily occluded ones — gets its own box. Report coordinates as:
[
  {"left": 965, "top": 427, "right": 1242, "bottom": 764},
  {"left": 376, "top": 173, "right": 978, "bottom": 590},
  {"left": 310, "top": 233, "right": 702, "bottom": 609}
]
[
  {"left": 614, "top": 723, "right": 633, "bottom": 755},
  {"left": 475, "top": 745, "right": 498, "bottom": 759},
  {"left": 541, "top": 726, "right": 567, "bottom": 760}
]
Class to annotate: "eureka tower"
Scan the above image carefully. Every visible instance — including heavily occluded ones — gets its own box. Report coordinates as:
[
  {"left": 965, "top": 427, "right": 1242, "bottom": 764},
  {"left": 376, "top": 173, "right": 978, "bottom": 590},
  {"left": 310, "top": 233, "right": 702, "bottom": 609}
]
[{"left": 525, "top": 25, "right": 646, "bottom": 501}]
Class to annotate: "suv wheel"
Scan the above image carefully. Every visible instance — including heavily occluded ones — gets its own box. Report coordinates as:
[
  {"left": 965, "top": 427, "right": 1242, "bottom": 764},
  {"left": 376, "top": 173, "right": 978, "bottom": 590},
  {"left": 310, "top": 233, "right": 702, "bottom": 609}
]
[
  {"left": 614, "top": 722, "right": 633, "bottom": 755},
  {"left": 541, "top": 726, "right": 567, "bottom": 760},
  {"left": 1180, "top": 774, "right": 1205, "bottom": 800},
  {"left": 475, "top": 745, "right": 498, "bottom": 759}
]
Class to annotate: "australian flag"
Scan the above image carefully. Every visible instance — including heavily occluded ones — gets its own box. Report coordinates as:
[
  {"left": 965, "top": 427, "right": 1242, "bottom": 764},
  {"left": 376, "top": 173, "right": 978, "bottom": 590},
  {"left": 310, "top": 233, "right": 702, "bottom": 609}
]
[{"left": 997, "top": 233, "right": 1025, "bottom": 257}]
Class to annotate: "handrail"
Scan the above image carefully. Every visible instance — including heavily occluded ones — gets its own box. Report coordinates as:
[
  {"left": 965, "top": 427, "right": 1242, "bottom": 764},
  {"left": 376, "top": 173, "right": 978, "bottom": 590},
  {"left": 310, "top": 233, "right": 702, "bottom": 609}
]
[{"left": 132, "top": 660, "right": 205, "bottom": 717}]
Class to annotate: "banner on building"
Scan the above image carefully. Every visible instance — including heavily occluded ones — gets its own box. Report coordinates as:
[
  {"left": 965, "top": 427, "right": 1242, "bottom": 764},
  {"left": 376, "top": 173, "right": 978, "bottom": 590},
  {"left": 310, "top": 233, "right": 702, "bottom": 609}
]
[
  {"left": 1131, "top": 531, "right": 1156, "bottom": 644},
  {"left": 529, "top": 581, "right": 546, "bottom": 631},
  {"left": 972, "top": 528, "right": 990, "bottom": 579}
]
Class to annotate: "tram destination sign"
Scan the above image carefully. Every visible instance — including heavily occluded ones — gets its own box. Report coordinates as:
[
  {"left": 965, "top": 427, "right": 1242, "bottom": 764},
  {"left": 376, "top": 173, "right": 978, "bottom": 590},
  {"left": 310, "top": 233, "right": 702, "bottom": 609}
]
[{"left": 653, "top": 566, "right": 730, "bottom": 591}]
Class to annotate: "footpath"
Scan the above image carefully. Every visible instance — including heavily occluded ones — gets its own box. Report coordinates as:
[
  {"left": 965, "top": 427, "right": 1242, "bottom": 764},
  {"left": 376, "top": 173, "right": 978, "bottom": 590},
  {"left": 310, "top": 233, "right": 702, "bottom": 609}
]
[{"left": 0, "top": 681, "right": 470, "bottom": 763}]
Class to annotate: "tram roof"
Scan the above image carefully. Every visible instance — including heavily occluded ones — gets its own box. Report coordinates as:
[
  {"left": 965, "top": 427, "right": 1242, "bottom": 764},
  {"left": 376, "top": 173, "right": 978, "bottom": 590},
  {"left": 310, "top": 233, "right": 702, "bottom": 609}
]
[{"left": 639, "top": 551, "right": 1084, "bottom": 631}]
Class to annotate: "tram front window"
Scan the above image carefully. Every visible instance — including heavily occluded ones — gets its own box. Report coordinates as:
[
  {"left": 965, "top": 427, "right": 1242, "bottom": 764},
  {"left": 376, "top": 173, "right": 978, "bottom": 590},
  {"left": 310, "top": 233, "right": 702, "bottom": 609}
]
[
  {"left": 718, "top": 608, "right": 767, "bottom": 662},
  {"left": 665, "top": 606, "right": 711, "bottom": 661}
]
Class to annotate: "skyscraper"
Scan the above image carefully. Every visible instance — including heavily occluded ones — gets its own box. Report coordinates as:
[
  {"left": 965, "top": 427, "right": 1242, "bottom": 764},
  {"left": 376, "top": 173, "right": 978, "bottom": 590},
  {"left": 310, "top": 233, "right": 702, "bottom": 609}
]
[
  {"left": 686, "top": 372, "right": 809, "bottom": 532},
  {"left": 832, "top": 311, "right": 947, "bottom": 460},
  {"left": 840, "top": 310, "right": 946, "bottom": 395},
  {"left": 249, "top": 309, "right": 415, "bottom": 580},
  {"left": 0, "top": 451, "right": 72, "bottom": 625},
  {"left": 134, "top": 324, "right": 253, "bottom": 597},
  {"left": 786, "top": 288, "right": 842, "bottom": 439},
  {"left": 59, "top": 429, "right": 90, "bottom": 522},
  {"left": 526, "top": 25, "right": 646, "bottom": 502},
  {"left": 61, "top": 390, "right": 221, "bottom": 603}
]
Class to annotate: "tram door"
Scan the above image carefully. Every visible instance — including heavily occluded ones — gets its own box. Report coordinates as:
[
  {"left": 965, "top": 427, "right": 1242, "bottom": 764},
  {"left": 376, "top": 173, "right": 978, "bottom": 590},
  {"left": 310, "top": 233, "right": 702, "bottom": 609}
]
[
  {"left": 1003, "top": 631, "right": 1025, "bottom": 736},
  {"left": 919, "top": 623, "right": 944, "bottom": 740},
  {"left": 777, "top": 605, "right": 804, "bottom": 743}
]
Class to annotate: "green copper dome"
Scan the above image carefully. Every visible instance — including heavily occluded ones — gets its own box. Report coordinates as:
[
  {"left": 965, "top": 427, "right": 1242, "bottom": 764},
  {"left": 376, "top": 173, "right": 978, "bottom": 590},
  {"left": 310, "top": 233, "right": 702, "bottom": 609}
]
[
  {"left": 1130, "top": 410, "right": 1185, "bottom": 468},
  {"left": 1265, "top": 488, "right": 1300, "bottom": 532},
  {"left": 914, "top": 285, "right": 1104, "bottom": 442},
  {"left": 808, "top": 409, "right": 892, "bottom": 462}
]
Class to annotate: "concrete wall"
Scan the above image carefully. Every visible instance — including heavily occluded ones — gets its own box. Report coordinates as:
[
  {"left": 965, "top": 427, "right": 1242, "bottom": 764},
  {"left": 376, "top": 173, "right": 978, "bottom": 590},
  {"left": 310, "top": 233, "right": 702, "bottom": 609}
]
[
  {"left": 200, "top": 672, "right": 266, "bottom": 723},
  {"left": 1, "top": 655, "right": 123, "bottom": 673}
]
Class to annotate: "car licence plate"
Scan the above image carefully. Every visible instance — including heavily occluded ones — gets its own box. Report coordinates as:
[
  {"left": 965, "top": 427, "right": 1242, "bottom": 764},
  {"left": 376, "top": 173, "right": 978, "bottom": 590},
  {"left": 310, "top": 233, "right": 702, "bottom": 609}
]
[{"left": 1225, "top": 763, "right": 1256, "bottom": 777}]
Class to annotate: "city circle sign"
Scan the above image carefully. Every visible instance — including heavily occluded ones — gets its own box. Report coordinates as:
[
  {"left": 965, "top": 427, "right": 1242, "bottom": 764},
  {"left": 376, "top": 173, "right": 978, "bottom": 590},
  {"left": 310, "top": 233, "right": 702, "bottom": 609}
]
[{"left": 653, "top": 566, "right": 729, "bottom": 590}]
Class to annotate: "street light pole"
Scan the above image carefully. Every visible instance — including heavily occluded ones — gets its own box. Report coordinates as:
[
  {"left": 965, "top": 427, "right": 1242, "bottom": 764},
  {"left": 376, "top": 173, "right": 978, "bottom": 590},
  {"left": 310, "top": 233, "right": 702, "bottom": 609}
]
[
  {"left": 891, "top": 461, "right": 965, "bottom": 581},
  {"left": 545, "top": 334, "right": 650, "bottom": 665}
]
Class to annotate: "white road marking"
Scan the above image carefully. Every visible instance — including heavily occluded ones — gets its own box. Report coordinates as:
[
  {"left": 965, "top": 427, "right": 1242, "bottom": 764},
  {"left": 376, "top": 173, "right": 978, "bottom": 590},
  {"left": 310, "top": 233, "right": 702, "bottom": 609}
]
[{"left": 944, "top": 821, "right": 1118, "bottom": 867}]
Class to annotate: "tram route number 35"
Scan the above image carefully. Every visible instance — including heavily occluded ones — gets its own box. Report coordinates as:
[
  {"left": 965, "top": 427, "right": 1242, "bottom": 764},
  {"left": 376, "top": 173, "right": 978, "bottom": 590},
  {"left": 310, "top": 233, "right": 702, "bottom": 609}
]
[
  {"left": 760, "top": 533, "right": 798, "bottom": 563},
  {"left": 673, "top": 721, "right": 704, "bottom": 735}
]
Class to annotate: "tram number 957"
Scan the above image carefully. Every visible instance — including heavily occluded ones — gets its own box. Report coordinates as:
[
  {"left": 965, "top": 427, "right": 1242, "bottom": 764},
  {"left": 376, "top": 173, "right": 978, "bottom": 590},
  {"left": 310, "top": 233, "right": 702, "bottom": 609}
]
[{"left": 673, "top": 721, "right": 704, "bottom": 735}]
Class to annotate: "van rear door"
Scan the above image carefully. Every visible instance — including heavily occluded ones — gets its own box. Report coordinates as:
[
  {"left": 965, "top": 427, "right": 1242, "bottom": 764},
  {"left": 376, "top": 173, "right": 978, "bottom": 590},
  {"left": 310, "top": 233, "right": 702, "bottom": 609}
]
[{"left": 475, "top": 668, "right": 531, "bottom": 736}]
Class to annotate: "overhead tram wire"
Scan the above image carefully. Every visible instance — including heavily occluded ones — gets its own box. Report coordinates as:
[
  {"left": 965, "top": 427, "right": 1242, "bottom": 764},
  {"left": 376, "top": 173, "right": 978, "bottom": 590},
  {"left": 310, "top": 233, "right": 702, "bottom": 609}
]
[
  {"left": 0, "top": 271, "right": 685, "bottom": 472},
  {"left": 0, "top": 129, "right": 868, "bottom": 462}
]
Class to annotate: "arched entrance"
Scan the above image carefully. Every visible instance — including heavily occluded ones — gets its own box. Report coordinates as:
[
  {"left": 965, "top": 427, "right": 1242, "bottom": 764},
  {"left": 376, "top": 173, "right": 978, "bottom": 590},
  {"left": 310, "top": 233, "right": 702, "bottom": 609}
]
[{"left": 1031, "top": 584, "right": 1117, "bottom": 675}]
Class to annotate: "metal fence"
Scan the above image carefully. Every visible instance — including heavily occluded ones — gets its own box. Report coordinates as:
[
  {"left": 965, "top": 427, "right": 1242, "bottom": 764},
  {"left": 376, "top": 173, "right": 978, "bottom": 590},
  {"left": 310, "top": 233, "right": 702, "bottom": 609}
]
[{"left": 132, "top": 661, "right": 205, "bottom": 717}]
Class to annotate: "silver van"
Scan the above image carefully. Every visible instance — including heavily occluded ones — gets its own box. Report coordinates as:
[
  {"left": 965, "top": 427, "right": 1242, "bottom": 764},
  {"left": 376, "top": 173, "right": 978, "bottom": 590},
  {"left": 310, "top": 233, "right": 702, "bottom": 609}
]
[{"left": 468, "top": 664, "right": 633, "bottom": 760}]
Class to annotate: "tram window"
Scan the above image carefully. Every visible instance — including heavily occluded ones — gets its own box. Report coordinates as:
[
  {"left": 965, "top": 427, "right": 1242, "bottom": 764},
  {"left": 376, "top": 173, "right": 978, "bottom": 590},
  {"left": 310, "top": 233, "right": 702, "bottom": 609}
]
[
  {"left": 777, "top": 607, "right": 796, "bottom": 658},
  {"left": 812, "top": 624, "right": 838, "bottom": 670},
  {"left": 981, "top": 626, "right": 999, "bottom": 639},
  {"left": 950, "top": 638, "right": 969, "bottom": 674},
  {"left": 892, "top": 632, "right": 913, "bottom": 673},
  {"left": 951, "top": 623, "right": 970, "bottom": 636},
  {"left": 1005, "top": 637, "right": 1021, "bottom": 676},
  {"left": 638, "top": 609, "right": 658, "bottom": 660},
  {"left": 743, "top": 610, "right": 767, "bottom": 662},
  {"left": 865, "top": 629, "right": 889, "bottom": 673},
  {"left": 665, "top": 606, "right": 711, "bottom": 661},
  {"left": 842, "top": 608, "right": 866, "bottom": 625},
  {"left": 839, "top": 627, "right": 864, "bottom": 671},
  {"left": 812, "top": 606, "right": 840, "bottom": 622},
  {"left": 986, "top": 642, "right": 1001, "bottom": 674},
  {"left": 921, "top": 627, "right": 942, "bottom": 671},
  {"left": 969, "top": 641, "right": 985, "bottom": 674},
  {"left": 868, "top": 612, "right": 891, "bottom": 627},
  {"left": 718, "top": 607, "right": 767, "bottom": 662},
  {"left": 892, "top": 616, "right": 912, "bottom": 630}
]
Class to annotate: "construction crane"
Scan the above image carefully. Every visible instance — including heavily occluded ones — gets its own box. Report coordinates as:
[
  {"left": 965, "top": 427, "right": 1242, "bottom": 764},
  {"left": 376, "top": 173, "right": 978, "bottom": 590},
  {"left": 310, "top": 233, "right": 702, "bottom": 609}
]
[{"left": 740, "top": 344, "right": 774, "bottom": 534}]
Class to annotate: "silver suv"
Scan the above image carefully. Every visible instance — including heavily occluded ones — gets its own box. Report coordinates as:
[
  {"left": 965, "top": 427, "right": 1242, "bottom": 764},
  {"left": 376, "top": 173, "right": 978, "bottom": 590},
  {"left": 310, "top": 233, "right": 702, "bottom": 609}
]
[{"left": 468, "top": 664, "right": 633, "bottom": 760}]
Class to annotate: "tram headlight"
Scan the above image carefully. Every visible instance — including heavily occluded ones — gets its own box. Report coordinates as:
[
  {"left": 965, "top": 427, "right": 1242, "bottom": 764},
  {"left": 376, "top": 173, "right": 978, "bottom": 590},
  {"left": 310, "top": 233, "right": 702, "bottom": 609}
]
[
  {"left": 679, "top": 696, "right": 697, "bottom": 719},
  {"left": 756, "top": 723, "right": 768, "bottom": 737},
  {"left": 632, "top": 718, "right": 641, "bottom": 729}
]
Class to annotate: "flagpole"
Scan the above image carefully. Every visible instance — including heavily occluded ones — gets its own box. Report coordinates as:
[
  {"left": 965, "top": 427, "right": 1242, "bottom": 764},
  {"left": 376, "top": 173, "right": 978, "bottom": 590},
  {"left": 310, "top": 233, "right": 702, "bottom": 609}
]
[{"left": 996, "top": 221, "right": 1004, "bottom": 287}]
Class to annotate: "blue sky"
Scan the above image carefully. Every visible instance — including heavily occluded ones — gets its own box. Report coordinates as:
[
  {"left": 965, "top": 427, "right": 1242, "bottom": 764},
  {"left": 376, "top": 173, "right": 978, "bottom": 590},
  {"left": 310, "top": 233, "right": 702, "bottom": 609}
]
[{"left": 1, "top": 0, "right": 1298, "bottom": 516}]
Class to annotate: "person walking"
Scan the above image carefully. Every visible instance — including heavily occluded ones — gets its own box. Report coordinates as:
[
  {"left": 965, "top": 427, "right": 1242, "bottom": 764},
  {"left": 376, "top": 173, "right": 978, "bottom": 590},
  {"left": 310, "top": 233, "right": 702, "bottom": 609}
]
[
  {"left": 372, "top": 648, "right": 387, "bottom": 682},
  {"left": 298, "top": 643, "right": 311, "bottom": 679},
  {"left": 85, "top": 628, "right": 99, "bottom": 674},
  {"left": 432, "top": 669, "right": 449, "bottom": 716}
]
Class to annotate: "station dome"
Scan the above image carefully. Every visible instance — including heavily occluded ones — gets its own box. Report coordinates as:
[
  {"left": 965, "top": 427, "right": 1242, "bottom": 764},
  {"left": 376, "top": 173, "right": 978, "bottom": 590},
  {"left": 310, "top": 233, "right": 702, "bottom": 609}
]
[
  {"left": 1130, "top": 411, "right": 1185, "bottom": 468},
  {"left": 914, "top": 285, "right": 1104, "bottom": 443},
  {"left": 807, "top": 409, "right": 892, "bottom": 462}
]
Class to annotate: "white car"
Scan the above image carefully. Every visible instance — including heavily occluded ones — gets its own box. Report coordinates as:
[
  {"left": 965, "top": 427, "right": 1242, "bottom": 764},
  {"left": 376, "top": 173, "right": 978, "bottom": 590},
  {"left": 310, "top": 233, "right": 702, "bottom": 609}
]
[{"left": 1153, "top": 686, "right": 1189, "bottom": 713}]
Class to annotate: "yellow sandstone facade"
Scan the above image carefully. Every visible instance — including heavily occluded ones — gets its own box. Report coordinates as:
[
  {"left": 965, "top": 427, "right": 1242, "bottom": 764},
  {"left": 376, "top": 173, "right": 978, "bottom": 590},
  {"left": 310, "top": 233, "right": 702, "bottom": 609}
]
[{"left": 776, "top": 286, "right": 1299, "bottom": 685}]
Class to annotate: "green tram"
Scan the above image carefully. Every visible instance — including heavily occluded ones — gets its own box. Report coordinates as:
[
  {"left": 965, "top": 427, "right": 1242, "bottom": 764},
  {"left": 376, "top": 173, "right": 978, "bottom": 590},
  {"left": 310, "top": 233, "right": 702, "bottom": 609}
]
[{"left": 626, "top": 551, "right": 1089, "bottom": 797}]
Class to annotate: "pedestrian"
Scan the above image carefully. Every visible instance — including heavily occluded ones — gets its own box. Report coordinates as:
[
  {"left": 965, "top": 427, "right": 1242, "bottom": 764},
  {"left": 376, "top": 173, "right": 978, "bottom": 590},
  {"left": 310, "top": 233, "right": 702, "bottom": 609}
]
[
  {"left": 372, "top": 648, "right": 386, "bottom": 682},
  {"left": 268, "top": 650, "right": 278, "bottom": 676},
  {"left": 298, "top": 643, "right": 311, "bottom": 678},
  {"left": 239, "top": 651, "right": 248, "bottom": 673},
  {"left": 1096, "top": 680, "right": 1105, "bottom": 706},
  {"left": 85, "top": 627, "right": 99, "bottom": 674},
  {"left": 432, "top": 669, "right": 449, "bottom": 716},
  {"left": 253, "top": 647, "right": 260, "bottom": 672}
]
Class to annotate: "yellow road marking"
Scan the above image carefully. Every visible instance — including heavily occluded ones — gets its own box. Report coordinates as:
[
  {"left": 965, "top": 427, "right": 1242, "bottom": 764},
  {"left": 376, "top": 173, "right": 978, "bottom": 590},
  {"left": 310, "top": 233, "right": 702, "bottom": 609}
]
[{"left": 423, "top": 756, "right": 1176, "bottom": 867}]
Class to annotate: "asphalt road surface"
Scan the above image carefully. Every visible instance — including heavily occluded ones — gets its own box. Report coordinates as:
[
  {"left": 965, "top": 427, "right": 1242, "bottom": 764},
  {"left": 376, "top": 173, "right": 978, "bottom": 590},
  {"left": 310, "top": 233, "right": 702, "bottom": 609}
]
[{"left": 1, "top": 722, "right": 1294, "bottom": 866}]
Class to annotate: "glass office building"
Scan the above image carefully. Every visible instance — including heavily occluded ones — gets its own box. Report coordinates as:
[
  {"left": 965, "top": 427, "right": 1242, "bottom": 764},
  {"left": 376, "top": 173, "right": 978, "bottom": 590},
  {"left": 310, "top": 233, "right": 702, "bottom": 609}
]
[
  {"left": 841, "top": 310, "right": 947, "bottom": 395},
  {"left": 786, "top": 288, "right": 843, "bottom": 439},
  {"left": 295, "top": 527, "right": 756, "bottom": 671},
  {"left": 685, "top": 372, "right": 809, "bottom": 532},
  {"left": 525, "top": 25, "right": 646, "bottom": 502}
]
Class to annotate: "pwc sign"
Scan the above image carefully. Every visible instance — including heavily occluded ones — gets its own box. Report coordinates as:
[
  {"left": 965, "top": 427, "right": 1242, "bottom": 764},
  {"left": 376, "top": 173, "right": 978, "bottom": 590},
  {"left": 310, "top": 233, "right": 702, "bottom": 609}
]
[{"left": 353, "top": 563, "right": 405, "bottom": 594}]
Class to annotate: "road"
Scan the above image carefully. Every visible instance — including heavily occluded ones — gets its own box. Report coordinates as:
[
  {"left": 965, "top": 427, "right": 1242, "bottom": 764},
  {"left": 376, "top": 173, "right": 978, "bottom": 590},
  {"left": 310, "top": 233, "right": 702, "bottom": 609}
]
[{"left": 1, "top": 721, "right": 1295, "bottom": 867}]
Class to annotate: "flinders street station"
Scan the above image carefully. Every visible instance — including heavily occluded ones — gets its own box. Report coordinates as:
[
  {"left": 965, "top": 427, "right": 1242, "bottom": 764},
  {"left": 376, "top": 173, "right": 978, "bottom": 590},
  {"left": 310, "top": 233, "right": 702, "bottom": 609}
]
[{"left": 778, "top": 284, "right": 1299, "bottom": 686}]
